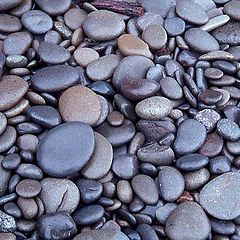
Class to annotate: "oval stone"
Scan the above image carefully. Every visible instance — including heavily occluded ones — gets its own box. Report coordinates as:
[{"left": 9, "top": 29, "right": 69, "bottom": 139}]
[
  {"left": 64, "top": 8, "right": 87, "bottom": 30},
  {"left": 0, "top": 14, "right": 22, "bottom": 33},
  {"left": 37, "top": 122, "right": 95, "bottom": 177},
  {"left": 217, "top": 118, "right": 240, "bottom": 141},
  {"left": 0, "top": 0, "right": 23, "bottom": 11},
  {"left": 160, "top": 77, "right": 183, "bottom": 100},
  {"left": 0, "top": 113, "right": 7, "bottom": 135},
  {"left": 31, "top": 65, "right": 79, "bottom": 92},
  {"left": 223, "top": 0, "right": 240, "bottom": 21},
  {"left": 199, "top": 172, "right": 240, "bottom": 220}
]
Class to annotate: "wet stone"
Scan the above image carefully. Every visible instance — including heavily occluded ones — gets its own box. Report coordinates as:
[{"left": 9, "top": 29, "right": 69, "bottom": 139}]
[
  {"left": 177, "top": 50, "right": 198, "bottom": 67},
  {"left": 37, "top": 122, "right": 94, "bottom": 177},
  {"left": 0, "top": 156, "right": 11, "bottom": 197},
  {"left": 16, "top": 179, "right": 41, "bottom": 198},
  {"left": 199, "top": 172, "right": 240, "bottom": 220},
  {"left": 136, "top": 224, "right": 158, "bottom": 240},
  {"left": 217, "top": 118, "right": 240, "bottom": 141},
  {"left": 210, "top": 218, "right": 236, "bottom": 236},
  {"left": 83, "top": 10, "right": 125, "bottom": 41},
  {"left": 21, "top": 10, "right": 53, "bottom": 34},
  {"left": 209, "top": 155, "right": 231, "bottom": 174},
  {"left": 107, "top": 111, "right": 124, "bottom": 127},
  {"left": 199, "top": 89, "right": 223, "bottom": 105}
]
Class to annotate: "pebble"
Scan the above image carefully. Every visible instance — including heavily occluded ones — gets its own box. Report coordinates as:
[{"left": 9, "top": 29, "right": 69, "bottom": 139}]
[
  {"left": 0, "top": 127, "right": 17, "bottom": 153},
  {"left": 6, "top": 55, "right": 28, "bottom": 69},
  {"left": 174, "top": 119, "right": 207, "bottom": 155},
  {"left": 177, "top": 50, "right": 198, "bottom": 67},
  {"left": 17, "top": 197, "right": 38, "bottom": 219},
  {"left": 176, "top": 154, "right": 209, "bottom": 171},
  {"left": 112, "top": 154, "right": 138, "bottom": 179},
  {"left": 35, "top": 0, "right": 71, "bottom": 15},
  {"left": 136, "top": 224, "right": 158, "bottom": 240},
  {"left": 40, "top": 177, "right": 80, "bottom": 214},
  {"left": 200, "top": 15, "right": 230, "bottom": 32},
  {"left": 16, "top": 163, "right": 43, "bottom": 179},
  {"left": 164, "top": 17, "right": 185, "bottom": 37},
  {"left": 0, "top": 75, "right": 28, "bottom": 111},
  {"left": 199, "top": 89, "right": 223, "bottom": 105},
  {"left": 16, "top": 179, "right": 41, "bottom": 198},
  {"left": 81, "top": 132, "right": 113, "bottom": 179},
  {"left": 0, "top": 233, "right": 16, "bottom": 240},
  {"left": 228, "top": 46, "right": 240, "bottom": 60},
  {"left": 132, "top": 174, "right": 159, "bottom": 205},
  {"left": 199, "top": 172, "right": 240, "bottom": 220},
  {"left": 0, "top": 0, "right": 23, "bottom": 11},
  {"left": 89, "top": 81, "right": 115, "bottom": 96},
  {"left": 83, "top": 10, "right": 125, "bottom": 41},
  {"left": 227, "top": 139, "right": 240, "bottom": 154},
  {"left": 199, "top": 50, "right": 235, "bottom": 61},
  {"left": 223, "top": 0, "right": 240, "bottom": 21},
  {"left": 9, "top": 0, "right": 32, "bottom": 17},
  {"left": 31, "top": 65, "right": 79, "bottom": 92},
  {"left": 136, "top": 12, "right": 163, "bottom": 31},
  {"left": 38, "top": 212, "right": 77, "bottom": 240},
  {"left": 156, "top": 203, "right": 177, "bottom": 225},
  {"left": 74, "top": 47, "right": 99, "bottom": 67},
  {"left": 0, "top": 210, "right": 16, "bottom": 232},
  {"left": 0, "top": 113, "right": 7, "bottom": 135},
  {"left": 73, "top": 205, "right": 104, "bottom": 225},
  {"left": 209, "top": 155, "right": 231, "bottom": 174},
  {"left": 3, "top": 31, "right": 32, "bottom": 55},
  {"left": 86, "top": 54, "right": 119, "bottom": 81},
  {"left": 64, "top": 8, "right": 87, "bottom": 30},
  {"left": 107, "top": 111, "right": 124, "bottom": 127},
  {"left": 185, "top": 28, "right": 220, "bottom": 53},
  {"left": 27, "top": 105, "right": 61, "bottom": 129},
  {"left": 117, "top": 180, "right": 133, "bottom": 204},
  {"left": 120, "top": 78, "right": 160, "bottom": 101},
  {"left": 0, "top": 14, "right": 22, "bottom": 33},
  {"left": 135, "top": 96, "right": 173, "bottom": 120},
  {"left": 165, "top": 202, "right": 211, "bottom": 240},
  {"left": 205, "top": 68, "right": 224, "bottom": 79},
  {"left": 142, "top": 25, "right": 167, "bottom": 50},
  {"left": 37, "top": 42, "right": 70, "bottom": 64},
  {"left": 217, "top": 118, "right": 240, "bottom": 141},
  {"left": 0, "top": 156, "right": 11, "bottom": 197},
  {"left": 2, "top": 153, "right": 21, "bottom": 170},
  {"left": 21, "top": 10, "right": 53, "bottom": 34},
  {"left": 59, "top": 85, "right": 101, "bottom": 125},
  {"left": 160, "top": 77, "right": 183, "bottom": 100},
  {"left": 210, "top": 218, "right": 236, "bottom": 236},
  {"left": 158, "top": 166, "right": 185, "bottom": 202}
]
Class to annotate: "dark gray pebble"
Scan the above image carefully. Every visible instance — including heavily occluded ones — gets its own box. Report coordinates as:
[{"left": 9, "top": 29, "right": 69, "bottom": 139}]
[
  {"left": 2, "top": 153, "right": 21, "bottom": 170},
  {"left": 156, "top": 203, "right": 177, "bottom": 225},
  {"left": 210, "top": 218, "right": 236, "bottom": 235},
  {"left": 209, "top": 156, "right": 231, "bottom": 174},
  {"left": 136, "top": 224, "right": 158, "bottom": 240}
]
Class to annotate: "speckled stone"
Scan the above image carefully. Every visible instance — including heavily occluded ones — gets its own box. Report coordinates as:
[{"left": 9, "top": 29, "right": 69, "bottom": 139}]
[
  {"left": 136, "top": 12, "right": 163, "bottom": 31},
  {"left": 64, "top": 8, "right": 87, "bottom": 30},
  {"left": 160, "top": 77, "right": 183, "bottom": 100},
  {"left": 0, "top": 210, "right": 16, "bottom": 232},
  {"left": 74, "top": 47, "right": 99, "bottom": 67},
  {"left": 223, "top": 0, "right": 240, "bottom": 21},
  {"left": 0, "top": 14, "right": 22, "bottom": 33},
  {"left": 217, "top": 118, "right": 240, "bottom": 141},
  {"left": 0, "top": 127, "right": 17, "bottom": 153},
  {"left": 0, "top": 113, "right": 7, "bottom": 135},
  {"left": 0, "top": 0, "right": 23, "bottom": 11}
]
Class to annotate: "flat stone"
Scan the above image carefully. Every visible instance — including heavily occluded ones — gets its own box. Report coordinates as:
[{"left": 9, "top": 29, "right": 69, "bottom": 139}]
[
  {"left": 81, "top": 132, "right": 113, "bottom": 179},
  {"left": 192, "top": 0, "right": 216, "bottom": 11},
  {"left": 135, "top": 96, "right": 173, "bottom": 120},
  {"left": 160, "top": 77, "right": 183, "bottom": 100},
  {"left": 227, "top": 139, "right": 240, "bottom": 155},
  {"left": 217, "top": 118, "right": 240, "bottom": 141},
  {"left": 165, "top": 202, "right": 211, "bottom": 240},
  {"left": 0, "top": 210, "right": 16, "bottom": 232},
  {"left": 2, "top": 153, "right": 21, "bottom": 170},
  {"left": 86, "top": 54, "right": 119, "bottom": 81},
  {"left": 37, "top": 42, "right": 70, "bottom": 64},
  {"left": 200, "top": 15, "right": 230, "bottom": 32},
  {"left": 59, "top": 85, "right": 101, "bottom": 126},
  {"left": 16, "top": 179, "right": 41, "bottom": 198},
  {"left": 113, "top": 55, "right": 154, "bottom": 89},
  {"left": 199, "top": 172, "right": 240, "bottom": 220},
  {"left": 3, "top": 31, "right": 32, "bottom": 55},
  {"left": 185, "top": 28, "right": 220, "bottom": 53},
  {"left": 199, "top": 89, "right": 223, "bottom": 105},
  {"left": 40, "top": 177, "right": 80, "bottom": 214},
  {"left": 0, "top": 0, "right": 23, "bottom": 11},
  {"left": 16, "top": 163, "right": 43, "bottom": 179},
  {"left": 5, "top": 55, "right": 28, "bottom": 69},
  {"left": 156, "top": 203, "right": 178, "bottom": 225},
  {"left": 199, "top": 50, "right": 235, "bottom": 61},
  {"left": 9, "top": 0, "right": 33, "bottom": 17},
  {"left": 73, "top": 47, "right": 99, "bottom": 67},
  {"left": 209, "top": 156, "right": 231, "bottom": 174},
  {"left": 38, "top": 212, "right": 77, "bottom": 240},
  {"left": 132, "top": 174, "right": 159, "bottom": 205},
  {"left": 64, "top": 8, "right": 87, "bottom": 30},
  {"left": 0, "top": 113, "right": 7, "bottom": 135},
  {"left": 0, "top": 127, "right": 17, "bottom": 153},
  {"left": 31, "top": 65, "right": 79, "bottom": 92},
  {"left": 158, "top": 166, "right": 185, "bottom": 202},
  {"left": 0, "top": 14, "right": 22, "bottom": 33},
  {"left": 136, "top": 12, "right": 163, "bottom": 31},
  {"left": 83, "top": 10, "right": 125, "bottom": 41},
  {"left": 35, "top": 0, "right": 71, "bottom": 15},
  {"left": 174, "top": 119, "right": 207, "bottom": 155},
  {"left": 136, "top": 224, "right": 158, "bottom": 240},
  {"left": 228, "top": 46, "right": 240, "bottom": 61},
  {"left": 0, "top": 156, "right": 11, "bottom": 197},
  {"left": 17, "top": 134, "right": 38, "bottom": 152},
  {"left": 37, "top": 122, "right": 95, "bottom": 177},
  {"left": 223, "top": 0, "right": 240, "bottom": 21},
  {"left": 164, "top": 17, "right": 185, "bottom": 36}
]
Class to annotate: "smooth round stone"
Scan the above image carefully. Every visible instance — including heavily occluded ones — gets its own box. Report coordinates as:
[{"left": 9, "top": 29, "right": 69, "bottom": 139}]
[
  {"left": 37, "top": 122, "right": 95, "bottom": 177},
  {"left": 228, "top": 46, "right": 240, "bottom": 61},
  {"left": 86, "top": 54, "right": 119, "bottom": 81},
  {"left": 0, "top": 14, "right": 22, "bottom": 33},
  {"left": 227, "top": 139, "right": 240, "bottom": 154},
  {"left": 2, "top": 153, "right": 21, "bottom": 170},
  {"left": 21, "top": 10, "right": 52, "bottom": 34},
  {"left": 158, "top": 166, "right": 185, "bottom": 202},
  {"left": 117, "top": 180, "right": 133, "bottom": 204},
  {"left": 73, "top": 229, "right": 129, "bottom": 240},
  {"left": 16, "top": 163, "right": 43, "bottom": 179},
  {"left": 73, "top": 205, "right": 104, "bottom": 225},
  {"left": 185, "top": 28, "right": 220, "bottom": 53},
  {"left": 5, "top": 55, "right": 27, "bottom": 69},
  {"left": 165, "top": 60, "right": 184, "bottom": 77},
  {"left": 93, "top": 95, "right": 109, "bottom": 127},
  {"left": 64, "top": 8, "right": 87, "bottom": 30},
  {"left": 136, "top": 12, "right": 163, "bottom": 31},
  {"left": 76, "top": 179, "right": 103, "bottom": 204},
  {"left": 0, "top": 233, "right": 16, "bottom": 240},
  {"left": 31, "top": 65, "right": 79, "bottom": 92},
  {"left": 164, "top": 17, "right": 185, "bottom": 36},
  {"left": 210, "top": 218, "right": 236, "bottom": 236},
  {"left": 199, "top": 89, "right": 223, "bottom": 105},
  {"left": 113, "top": 55, "right": 154, "bottom": 89},
  {"left": 205, "top": 68, "right": 224, "bottom": 79},
  {"left": 37, "top": 42, "right": 70, "bottom": 64},
  {"left": 174, "top": 119, "right": 207, "bottom": 155},
  {"left": 212, "top": 21, "right": 240, "bottom": 46},
  {"left": 38, "top": 212, "right": 77, "bottom": 240},
  {"left": 0, "top": 75, "right": 28, "bottom": 112},
  {"left": 142, "top": 25, "right": 167, "bottom": 50},
  {"left": 176, "top": 154, "right": 209, "bottom": 171},
  {"left": 223, "top": 0, "right": 240, "bottom": 21},
  {"left": 199, "top": 133, "right": 223, "bottom": 157},
  {"left": 3, "top": 31, "right": 32, "bottom": 55},
  {"left": 89, "top": 81, "right": 115, "bottom": 96},
  {"left": 177, "top": 50, "right": 198, "bottom": 67},
  {"left": 132, "top": 174, "right": 159, "bottom": 205},
  {"left": 222, "top": 86, "right": 240, "bottom": 99},
  {"left": 199, "top": 172, "right": 240, "bottom": 220},
  {"left": 209, "top": 156, "right": 231, "bottom": 174},
  {"left": 0, "top": 156, "right": 11, "bottom": 197},
  {"left": 74, "top": 47, "right": 99, "bottom": 67},
  {"left": 96, "top": 120, "right": 135, "bottom": 147},
  {"left": 0, "top": 113, "right": 7, "bottom": 135},
  {"left": 44, "top": 30, "right": 62, "bottom": 44},
  {"left": 120, "top": 79, "right": 160, "bottom": 101},
  {"left": 176, "top": 0, "right": 209, "bottom": 25},
  {"left": 118, "top": 34, "right": 152, "bottom": 59},
  {"left": 135, "top": 96, "right": 173, "bottom": 120},
  {"left": 112, "top": 154, "right": 138, "bottom": 179},
  {"left": 16, "top": 179, "right": 41, "bottom": 198},
  {"left": 83, "top": 10, "right": 125, "bottom": 41},
  {"left": 35, "top": 0, "right": 71, "bottom": 15},
  {"left": 59, "top": 85, "right": 101, "bottom": 126},
  {"left": 17, "top": 197, "right": 38, "bottom": 219},
  {"left": 107, "top": 111, "right": 124, "bottom": 127},
  {"left": 217, "top": 118, "right": 240, "bottom": 141},
  {"left": 160, "top": 77, "right": 183, "bottom": 100},
  {"left": 9, "top": 0, "right": 32, "bottom": 17},
  {"left": 136, "top": 224, "right": 158, "bottom": 240},
  {"left": 0, "top": 0, "right": 23, "bottom": 11},
  {"left": 165, "top": 202, "right": 211, "bottom": 240},
  {"left": 0, "top": 127, "right": 17, "bottom": 153},
  {"left": 40, "top": 177, "right": 80, "bottom": 214},
  {"left": 156, "top": 203, "right": 177, "bottom": 225},
  {"left": 81, "top": 132, "right": 113, "bottom": 179},
  {"left": 27, "top": 105, "right": 61, "bottom": 129}
]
